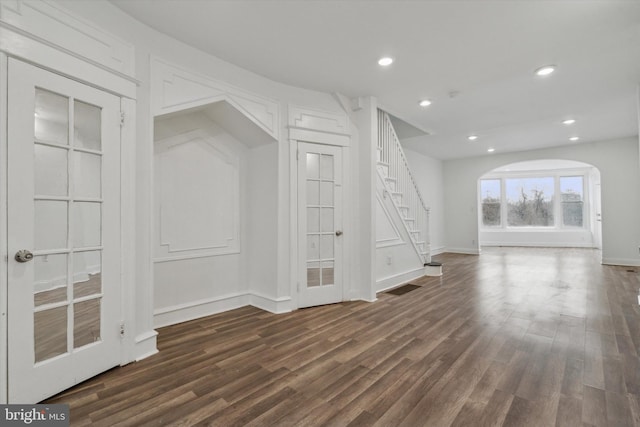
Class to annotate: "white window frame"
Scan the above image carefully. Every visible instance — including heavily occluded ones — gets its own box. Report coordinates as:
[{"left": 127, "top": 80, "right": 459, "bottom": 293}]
[{"left": 479, "top": 167, "right": 590, "bottom": 231}]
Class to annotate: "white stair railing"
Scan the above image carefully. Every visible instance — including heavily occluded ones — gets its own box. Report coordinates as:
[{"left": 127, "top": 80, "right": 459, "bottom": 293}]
[{"left": 377, "top": 109, "right": 431, "bottom": 264}]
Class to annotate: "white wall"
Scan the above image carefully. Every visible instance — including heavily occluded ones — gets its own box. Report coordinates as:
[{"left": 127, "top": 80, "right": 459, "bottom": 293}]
[{"left": 443, "top": 137, "right": 640, "bottom": 266}]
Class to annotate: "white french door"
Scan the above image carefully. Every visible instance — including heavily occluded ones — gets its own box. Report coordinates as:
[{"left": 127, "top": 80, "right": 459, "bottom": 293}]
[
  {"left": 297, "top": 142, "right": 344, "bottom": 308},
  {"left": 7, "top": 59, "right": 122, "bottom": 403}
]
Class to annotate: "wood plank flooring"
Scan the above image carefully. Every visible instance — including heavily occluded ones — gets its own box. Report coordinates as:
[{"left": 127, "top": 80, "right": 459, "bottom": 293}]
[{"left": 45, "top": 247, "right": 640, "bottom": 426}]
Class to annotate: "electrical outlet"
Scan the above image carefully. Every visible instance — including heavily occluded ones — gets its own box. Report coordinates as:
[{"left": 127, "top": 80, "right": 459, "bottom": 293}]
[{"left": 386, "top": 255, "right": 392, "bottom": 265}]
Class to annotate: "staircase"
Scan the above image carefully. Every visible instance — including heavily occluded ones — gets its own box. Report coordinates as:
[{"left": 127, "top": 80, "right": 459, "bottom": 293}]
[{"left": 376, "top": 109, "right": 431, "bottom": 265}]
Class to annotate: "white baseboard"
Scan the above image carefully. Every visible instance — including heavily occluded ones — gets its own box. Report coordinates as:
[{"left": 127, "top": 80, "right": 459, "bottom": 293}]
[
  {"left": 446, "top": 247, "right": 480, "bottom": 255},
  {"left": 153, "top": 292, "right": 250, "bottom": 329},
  {"left": 431, "top": 246, "right": 446, "bottom": 256},
  {"left": 250, "top": 292, "right": 293, "bottom": 314},
  {"left": 602, "top": 258, "right": 640, "bottom": 267},
  {"left": 134, "top": 330, "right": 159, "bottom": 362},
  {"left": 481, "top": 242, "right": 596, "bottom": 248},
  {"left": 376, "top": 266, "right": 425, "bottom": 293},
  {"left": 153, "top": 291, "right": 296, "bottom": 329}
]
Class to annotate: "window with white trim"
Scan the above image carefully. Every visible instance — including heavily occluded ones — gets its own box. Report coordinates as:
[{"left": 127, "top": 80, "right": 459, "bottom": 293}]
[{"left": 480, "top": 172, "right": 587, "bottom": 230}]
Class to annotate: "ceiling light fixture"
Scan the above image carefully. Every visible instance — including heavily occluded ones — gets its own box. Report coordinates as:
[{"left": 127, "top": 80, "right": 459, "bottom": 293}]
[
  {"left": 468, "top": 135, "right": 478, "bottom": 141},
  {"left": 535, "top": 65, "right": 556, "bottom": 77},
  {"left": 487, "top": 147, "right": 495, "bottom": 153},
  {"left": 419, "top": 99, "right": 431, "bottom": 107},
  {"left": 569, "top": 136, "right": 579, "bottom": 141},
  {"left": 378, "top": 57, "right": 393, "bottom": 66},
  {"left": 562, "top": 119, "right": 576, "bottom": 125}
]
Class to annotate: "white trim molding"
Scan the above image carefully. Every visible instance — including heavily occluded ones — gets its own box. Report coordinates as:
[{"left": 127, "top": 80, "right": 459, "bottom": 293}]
[
  {"left": 151, "top": 57, "right": 279, "bottom": 140},
  {"left": 0, "top": 0, "right": 135, "bottom": 78},
  {"left": 376, "top": 266, "right": 426, "bottom": 293}
]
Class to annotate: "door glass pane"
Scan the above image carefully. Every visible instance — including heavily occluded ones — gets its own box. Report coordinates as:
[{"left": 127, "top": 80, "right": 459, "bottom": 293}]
[
  {"left": 307, "top": 235, "right": 319, "bottom": 260},
  {"left": 34, "top": 89, "right": 68, "bottom": 145},
  {"left": 320, "top": 182, "right": 333, "bottom": 205},
  {"left": 307, "top": 262, "right": 320, "bottom": 287},
  {"left": 307, "top": 208, "right": 320, "bottom": 232},
  {"left": 306, "top": 181, "right": 319, "bottom": 205},
  {"left": 320, "top": 154, "right": 334, "bottom": 180},
  {"left": 74, "top": 100, "right": 101, "bottom": 151},
  {"left": 35, "top": 200, "right": 68, "bottom": 250},
  {"left": 321, "top": 261, "right": 334, "bottom": 286},
  {"left": 306, "top": 153, "right": 319, "bottom": 179},
  {"left": 34, "top": 144, "right": 68, "bottom": 196},
  {"left": 74, "top": 298, "right": 101, "bottom": 348},
  {"left": 74, "top": 152, "right": 101, "bottom": 198},
  {"left": 321, "top": 208, "right": 334, "bottom": 232},
  {"left": 72, "top": 202, "right": 101, "bottom": 248},
  {"left": 321, "top": 235, "right": 334, "bottom": 259},
  {"left": 34, "top": 254, "right": 67, "bottom": 307},
  {"left": 73, "top": 251, "right": 102, "bottom": 298},
  {"left": 35, "top": 306, "right": 67, "bottom": 363}
]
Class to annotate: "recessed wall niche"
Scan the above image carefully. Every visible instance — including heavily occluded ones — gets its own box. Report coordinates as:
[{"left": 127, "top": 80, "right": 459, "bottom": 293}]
[{"left": 153, "top": 101, "right": 278, "bottom": 327}]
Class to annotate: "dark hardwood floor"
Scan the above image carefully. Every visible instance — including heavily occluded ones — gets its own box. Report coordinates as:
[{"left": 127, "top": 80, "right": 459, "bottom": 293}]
[{"left": 46, "top": 247, "right": 640, "bottom": 426}]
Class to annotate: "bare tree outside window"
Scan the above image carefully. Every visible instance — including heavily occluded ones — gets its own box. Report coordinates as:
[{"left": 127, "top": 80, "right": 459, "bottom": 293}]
[
  {"left": 481, "top": 179, "right": 501, "bottom": 226},
  {"left": 506, "top": 177, "right": 554, "bottom": 226}
]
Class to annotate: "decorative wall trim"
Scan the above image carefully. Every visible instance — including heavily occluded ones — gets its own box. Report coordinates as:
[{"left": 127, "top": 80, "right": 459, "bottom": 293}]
[
  {"left": 376, "top": 266, "right": 426, "bottom": 293},
  {"left": 287, "top": 105, "right": 351, "bottom": 146},
  {"left": 154, "top": 129, "right": 241, "bottom": 261},
  {"left": 288, "top": 105, "right": 350, "bottom": 135},
  {"left": 0, "top": 0, "right": 135, "bottom": 77},
  {"left": 151, "top": 57, "right": 279, "bottom": 140},
  {"left": 376, "top": 193, "right": 404, "bottom": 248}
]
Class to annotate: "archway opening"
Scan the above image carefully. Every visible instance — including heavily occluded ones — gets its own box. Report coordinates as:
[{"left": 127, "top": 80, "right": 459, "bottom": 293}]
[{"left": 477, "top": 159, "right": 602, "bottom": 252}]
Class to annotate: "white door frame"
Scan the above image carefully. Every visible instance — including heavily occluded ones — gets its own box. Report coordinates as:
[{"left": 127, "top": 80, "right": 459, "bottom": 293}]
[
  {"left": 289, "top": 135, "right": 352, "bottom": 310},
  {"left": 0, "top": 52, "right": 137, "bottom": 403}
]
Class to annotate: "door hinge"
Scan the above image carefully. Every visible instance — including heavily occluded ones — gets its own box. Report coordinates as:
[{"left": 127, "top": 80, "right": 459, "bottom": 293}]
[
  {"left": 119, "top": 322, "right": 125, "bottom": 338},
  {"left": 120, "top": 112, "right": 125, "bottom": 127},
  {"left": 297, "top": 282, "right": 300, "bottom": 292}
]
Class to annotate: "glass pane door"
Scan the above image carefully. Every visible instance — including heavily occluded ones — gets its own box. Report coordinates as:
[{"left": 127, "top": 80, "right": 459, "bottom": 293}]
[
  {"left": 298, "top": 142, "right": 343, "bottom": 308},
  {"left": 33, "top": 89, "right": 105, "bottom": 363}
]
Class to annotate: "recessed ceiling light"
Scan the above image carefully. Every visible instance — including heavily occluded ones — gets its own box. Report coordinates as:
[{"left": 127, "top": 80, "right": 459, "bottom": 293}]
[
  {"left": 468, "top": 135, "right": 478, "bottom": 141},
  {"left": 487, "top": 147, "right": 495, "bottom": 153},
  {"left": 569, "top": 136, "right": 579, "bottom": 141},
  {"left": 562, "top": 119, "right": 576, "bottom": 125},
  {"left": 419, "top": 99, "right": 431, "bottom": 107},
  {"left": 535, "top": 65, "right": 556, "bottom": 76},
  {"left": 378, "top": 57, "right": 393, "bottom": 66}
]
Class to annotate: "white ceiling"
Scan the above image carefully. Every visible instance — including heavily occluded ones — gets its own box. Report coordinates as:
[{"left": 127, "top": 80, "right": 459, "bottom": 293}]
[{"left": 111, "top": 0, "right": 640, "bottom": 160}]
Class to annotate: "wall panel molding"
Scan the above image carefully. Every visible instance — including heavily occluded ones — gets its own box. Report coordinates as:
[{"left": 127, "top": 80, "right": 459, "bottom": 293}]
[
  {"left": 376, "top": 193, "right": 404, "bottom": 248},
  {"left": 0, "top": 0, "right": 135, "bottom": 77},
  {"left": 288, "top": 105, "right": 350, "bottom": 135},
  {"left": 154, "top": 129, "right": 240, "bottom": 262},
  {"left": 151, "top": 57, "right": 279, "bottom": 140}
]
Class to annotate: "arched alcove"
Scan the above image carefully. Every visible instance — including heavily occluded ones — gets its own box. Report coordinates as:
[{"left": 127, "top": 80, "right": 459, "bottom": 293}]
[
  {"left": 477, "top": 159, "right": 602, "bottom": 252},
  {"left": 152, "top": 99, "right": 279, "bottom": 327}
]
